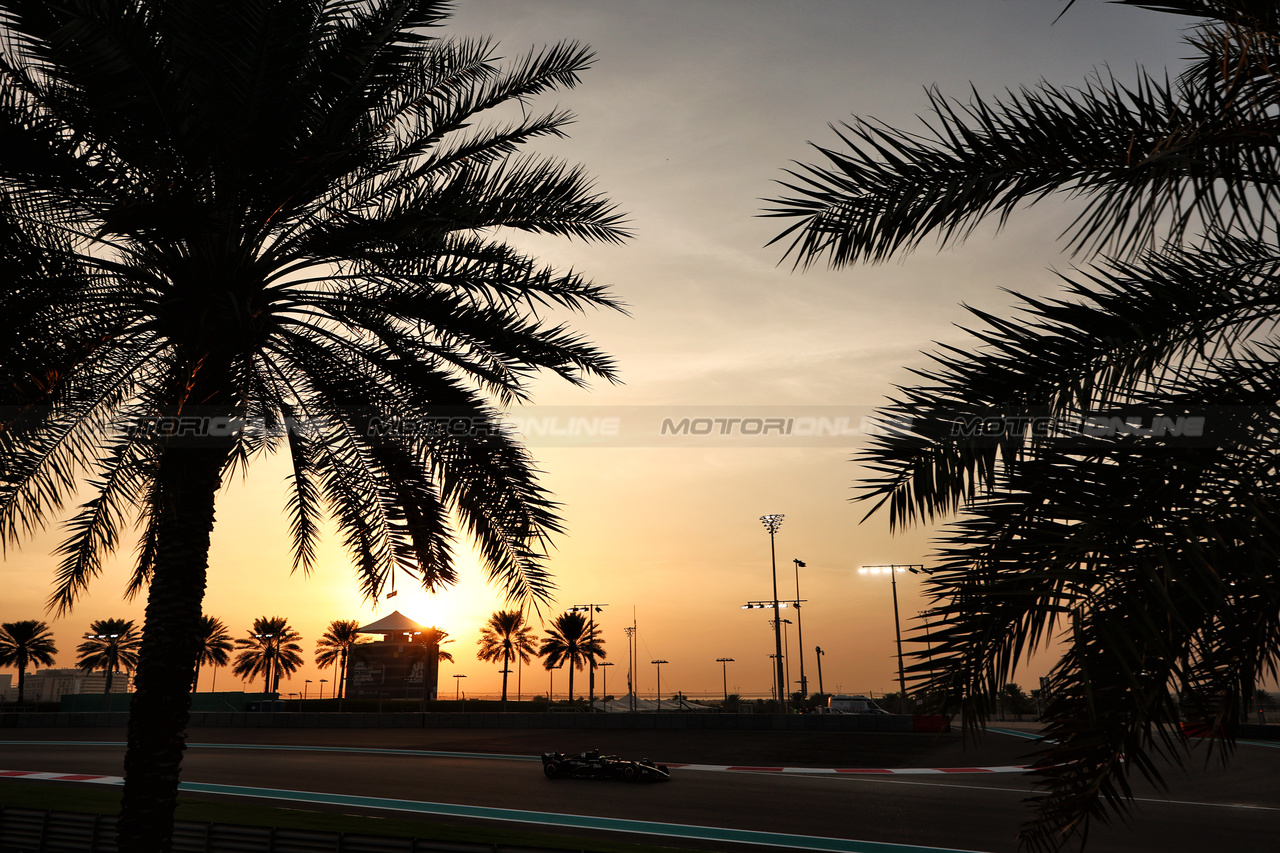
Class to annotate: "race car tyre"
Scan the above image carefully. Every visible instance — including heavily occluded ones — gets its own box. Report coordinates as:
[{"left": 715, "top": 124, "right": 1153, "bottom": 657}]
[
  {"left": 543, "top": 762, "right": 562, "bottom": 779},
  {"left": 622, "top": 765, "right": 638, "bottom": 782}
]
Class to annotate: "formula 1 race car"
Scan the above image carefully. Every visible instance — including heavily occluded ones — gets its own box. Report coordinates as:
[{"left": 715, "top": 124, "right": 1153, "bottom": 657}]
[{"left": 541, "top": 750, "right": 671, "bottom": 782}]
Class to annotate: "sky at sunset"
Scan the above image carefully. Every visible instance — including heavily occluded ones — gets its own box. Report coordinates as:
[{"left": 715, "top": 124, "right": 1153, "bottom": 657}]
[{"left": 4, "top": 2, "right": 1223, "bottom": 702}]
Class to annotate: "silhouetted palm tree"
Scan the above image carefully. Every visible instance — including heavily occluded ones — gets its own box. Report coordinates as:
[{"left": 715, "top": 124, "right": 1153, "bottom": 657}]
[
  {"left": 314, "top": 620, "right": 367, "bottom": 700},
  {"left": 538, "top": 611, "right": 604, "bottom": 704},
  {"left": 0, "top": 621, "right": 58, "bottom": 703},
  {"left": 232, "top": 617, "right": 304, "bottom": 693},
  {"left": 477, "top": 610, "right": 537, "bottom": 706},
  {"left": 421, "top": 627, "right": 455, "bottom": 663},
  {"left": 0, "top": 2, "right": 625, "bottom": 848},
  {"left": 767, "top": 2, "right": 1280, "bottom": 848},
  {"left": 399, "top": 627, "right": 453, "bottom": 701},
  {"left": 76, "top": 619, "right": 142, "bottom": 694},
  {"left": 193, "top": 616, "right": 233, "bottom": 693}
]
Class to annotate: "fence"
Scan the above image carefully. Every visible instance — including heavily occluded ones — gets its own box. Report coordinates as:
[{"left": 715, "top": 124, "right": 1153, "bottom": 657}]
[
  {"left": 0, "top": 808, "right": 582, "bottom": 853},
  {"left": 0, "top": 710, "right": 943, "bottom": 732}
]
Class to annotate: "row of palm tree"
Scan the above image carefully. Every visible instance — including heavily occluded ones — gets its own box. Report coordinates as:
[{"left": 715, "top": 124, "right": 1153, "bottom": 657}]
[
  {"left": 194, "top": 609, "right": 603, "bottom": 705},
  {"left": 0, "top": 613, "right": 456, "bottom": 702},
  {"left": 193, "top": 616, "right": 453, "bottom": 699},
  {"left": 1, "top": 618, "right": 143, "bottom": 702},
  {"left": 4, "top": 610, "right": 602, "bottom": 706},
  {"left": 3, "top": 614, "right": 384, "bottom": 702},
  {"left": 476, "top": 609, "right": 605, "bottom": 707}
]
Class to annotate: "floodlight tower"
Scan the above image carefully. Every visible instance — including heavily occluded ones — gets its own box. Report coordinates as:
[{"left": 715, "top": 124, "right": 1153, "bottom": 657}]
[
  {"left": 716, "top": 657, "right": 734, "bottom": 703},
  {"left": 859, "top": 564, "right": 925, "bottom": 706},
  {"left": 760, "top": 513, "right": 786, "bottom": 713},
  {"left": 793, "top": 558, "right": 808, "bottom": 700},
  {"left": 652, "top": 660, "right": 668, "bottom": 711},
  {"left": 569, "top": 604, "right": 608, "bottom": 708}
]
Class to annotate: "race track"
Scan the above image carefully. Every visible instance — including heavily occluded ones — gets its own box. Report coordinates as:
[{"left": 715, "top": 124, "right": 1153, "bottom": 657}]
[{"left": 1, "top": 727, "right": 1277, "bottom": 852}]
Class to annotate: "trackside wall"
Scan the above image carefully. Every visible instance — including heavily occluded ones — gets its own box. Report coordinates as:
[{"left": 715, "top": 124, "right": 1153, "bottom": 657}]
[{"left": 0, "top": 711, "right": 950, "bottom": 732}]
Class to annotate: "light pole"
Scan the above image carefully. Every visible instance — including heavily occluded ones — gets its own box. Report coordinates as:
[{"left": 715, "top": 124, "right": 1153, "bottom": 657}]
[
  {"left": 598, "top": 661, "right": 614, "bottom": 708},
  {"left": 859, "top": 564, "right": 924, "bottom": 707},
  {"left": 716, "top": 658, "right": 734, "bottom": 704},
  {"left": 86, "top": 631, "right": 123, "bottom": 702},
  {"left": 569, "top": 604, "right": 608, "bottom": 709},
  {"left": 304, "top": 679, "right": 312, "bottom": 701},
  {"left": 624, "top": 625, "right": 637, "bottom": 711},
  {"left": 770, "top": 618, "right": 794, "bottom": 703},
  {"left": 453, "top": 673, "right": 466, "bottom": 702},
  {"left": 86, "top": 630, "right": 123, "bottom": 710},
  {"left": 652, "top": 660, "right": 667, "bottom": 711},
  {"left": 319, "top": 678, "right": 328, "bottom": 700},
  {"left": 254, "top": 631, "right": 278, "bottom": 694},
  {"left": 793, "top": 559, "right": 808, "bottom": 701},
  {"left": 815, "top": 646, "right": 825, "bottom": 697},
  {"left": 548, "top": 663, "right": 563, "bottom": 702},
  {"left": 761, "top": 513, "right": 787, "bottom": 713}
]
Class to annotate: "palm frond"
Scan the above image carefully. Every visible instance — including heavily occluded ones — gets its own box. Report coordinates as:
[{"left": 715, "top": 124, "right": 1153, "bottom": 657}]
[
  {"left": 858, "top": 238, "right": 1280, "bottom": 528},
  {"left": 48, "top": 435, "right": 157, "bottom": 615},
  {"left": 766, "top": 64, "right": 1280, "bottom": 266}
]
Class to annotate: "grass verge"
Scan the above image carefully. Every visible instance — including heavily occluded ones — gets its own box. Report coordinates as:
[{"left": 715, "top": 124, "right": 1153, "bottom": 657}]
[{"left": 0, "top": 779, "right": 693, "bottom": 853}]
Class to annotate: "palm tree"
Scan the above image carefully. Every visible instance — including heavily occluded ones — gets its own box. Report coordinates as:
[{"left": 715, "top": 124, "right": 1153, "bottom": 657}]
[
  {"left": 538, "top": 611, "right": 605, "bottom": 705},
  {"left": 193, "top": 616, "right": 233, "bottom": 693},
  {"left": 232, "top": 617, "right": 304, "bottom": 694},
  {"left": 421, "top": 627, "right": 456, "bottom": 663},
  {"left": 0, "top": 2, "right": 625, "bottom": 848},
  {"left": 400, "top": 626, "right": 453, "bottom": 702},
  {"left": 477, "top": 610, "right": 537, "bottom": 707},
  {"left": 0, "top": 621, "right": 57, "bottom": 703},
  {"left": 76, "top": 619, "right": 143, "bottom": 694},
  {"left": 314, "top": 620, "right": 368, "bottom": 701},
  {"left": 767, "top": 1, "right": 1280, "bottom": 848}
]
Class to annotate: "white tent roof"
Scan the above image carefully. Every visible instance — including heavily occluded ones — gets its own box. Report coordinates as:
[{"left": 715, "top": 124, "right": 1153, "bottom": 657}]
[{"left": 355, "top": 610, "right": 429, "bottom": 635}]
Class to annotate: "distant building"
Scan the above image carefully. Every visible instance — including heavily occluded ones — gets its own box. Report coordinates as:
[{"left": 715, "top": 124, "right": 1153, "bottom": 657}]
[
  {"left": 1, "top": 668, "right": 131, "bottom": 703},
  {"left": 347, "top": 611, "right": 440, "bottom": 701}
]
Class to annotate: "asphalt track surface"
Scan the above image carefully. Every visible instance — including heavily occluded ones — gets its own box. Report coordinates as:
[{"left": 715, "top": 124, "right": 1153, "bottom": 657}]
[{"left": 1, "top": 726, "right": 1278, "bottom": 852}]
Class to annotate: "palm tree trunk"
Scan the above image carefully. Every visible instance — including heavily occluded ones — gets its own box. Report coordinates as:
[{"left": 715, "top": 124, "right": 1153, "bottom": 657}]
[
  {"left": 501, "top": 646, "right": 510, "bottom": 706},
  {"left": 339, "top": 649, "right": 348, "bottom": 701},
  {"left": 567, "top": 663, "right": 575, "bottom": 706},
  {"left": 117, "top": 444, "right": 226, "bottom": 852},
  {"left": 16, "top": 664, "right": 25, "bottom": 704}
]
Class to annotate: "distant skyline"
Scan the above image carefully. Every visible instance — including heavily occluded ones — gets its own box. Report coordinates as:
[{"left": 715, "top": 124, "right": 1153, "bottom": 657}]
[{"left": 7, "top": 2, "right": 1243, "bottom": 701}]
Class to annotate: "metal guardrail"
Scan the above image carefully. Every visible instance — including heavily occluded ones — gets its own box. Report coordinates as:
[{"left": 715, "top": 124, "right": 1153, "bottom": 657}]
[{"left": 0, "top": 808, "right": 583, "bottom": 853}]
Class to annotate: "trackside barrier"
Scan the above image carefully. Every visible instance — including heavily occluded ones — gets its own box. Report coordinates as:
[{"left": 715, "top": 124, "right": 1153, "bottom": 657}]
[
  {"left": 181, "top": 712, "right": 944, "bottom": 731},
  {"left": 0, "top": 806, "right": 580, "bottom": 853},
  {"left": 0, "top": 711, "right": 951, "bottom": 733}
]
